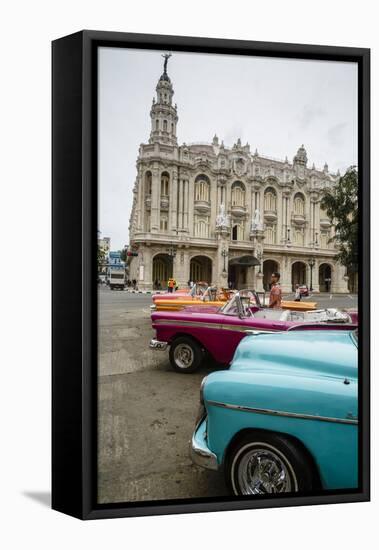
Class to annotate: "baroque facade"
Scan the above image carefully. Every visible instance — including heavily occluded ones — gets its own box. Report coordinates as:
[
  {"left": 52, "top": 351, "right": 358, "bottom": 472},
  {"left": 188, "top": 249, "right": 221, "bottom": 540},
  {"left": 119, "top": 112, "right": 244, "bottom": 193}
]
[{"left": 128, "top": 57, "right": 350, "bottom": 294}]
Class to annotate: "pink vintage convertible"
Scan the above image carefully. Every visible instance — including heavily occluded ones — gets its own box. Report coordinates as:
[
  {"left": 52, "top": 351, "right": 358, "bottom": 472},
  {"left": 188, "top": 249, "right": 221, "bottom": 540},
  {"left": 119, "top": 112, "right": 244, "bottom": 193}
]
[{"left": 150, "top": 290, "right": 358, "bottom": 373}]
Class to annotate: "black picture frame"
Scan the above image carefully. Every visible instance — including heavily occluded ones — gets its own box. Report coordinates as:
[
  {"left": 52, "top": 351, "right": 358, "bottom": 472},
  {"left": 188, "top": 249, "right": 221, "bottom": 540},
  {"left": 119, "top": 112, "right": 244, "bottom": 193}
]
[{"left": 52, "top": 30, "right": 370, "bottom": 520}]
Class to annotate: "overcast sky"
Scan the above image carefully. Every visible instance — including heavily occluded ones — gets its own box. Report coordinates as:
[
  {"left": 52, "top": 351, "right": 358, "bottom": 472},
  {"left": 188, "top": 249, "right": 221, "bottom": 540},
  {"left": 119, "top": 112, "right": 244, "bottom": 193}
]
[{"left": 98, "top": 47, "right": 357, "bottom": 250}]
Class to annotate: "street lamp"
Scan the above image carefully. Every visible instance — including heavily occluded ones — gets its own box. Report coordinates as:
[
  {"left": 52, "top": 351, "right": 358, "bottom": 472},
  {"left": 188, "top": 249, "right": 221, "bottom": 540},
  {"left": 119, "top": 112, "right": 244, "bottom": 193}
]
[
  {"left": 166, "top": 242, "right": 177, "bottom": 259},
  {"left": 221, "top": 248, "right": 228, "bottom": 273},
  {"left": 308, "top": 257, "right": 315, "bottom": 292}
]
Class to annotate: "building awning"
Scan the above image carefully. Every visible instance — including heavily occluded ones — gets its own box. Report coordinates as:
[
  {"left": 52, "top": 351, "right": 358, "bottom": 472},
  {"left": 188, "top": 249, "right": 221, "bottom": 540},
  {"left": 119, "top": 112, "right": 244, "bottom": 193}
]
[{"left": 229, "top": 255, "right": 260, "bottom": 267}]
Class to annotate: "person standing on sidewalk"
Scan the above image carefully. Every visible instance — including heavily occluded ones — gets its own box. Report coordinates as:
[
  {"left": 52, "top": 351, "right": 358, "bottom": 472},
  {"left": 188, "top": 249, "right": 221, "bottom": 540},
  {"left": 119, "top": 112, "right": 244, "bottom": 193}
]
[
  {"left": 268, "top": 272, "right": 282, "bottom": 309},
  {"left": 167, "top": 278, "right": 174, "bottom": 293},
  {"left": 294, "top": 284, "right": 301, "bottom": 302}
]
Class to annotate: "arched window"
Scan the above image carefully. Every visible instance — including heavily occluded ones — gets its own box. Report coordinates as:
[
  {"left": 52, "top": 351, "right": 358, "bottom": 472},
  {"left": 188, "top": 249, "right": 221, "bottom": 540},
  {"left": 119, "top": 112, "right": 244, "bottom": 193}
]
[
  {"left": 232, "top": 223, "right": 244, "bottom": 241},
  {"left": 264, "top": 187, "right": 277, "bottom": 211},
  {"left": 264, "top": 225, "right": 276, "bottom": 244},
  {"left": 231, "top": 182, "right": 245, "bottom": 207},
  {"left": 155, "top": 119, "right": 159, "bottom": 131},
  {"left": 160, "top": 215, "right": 168, "bottom": 232},
  {"left": 163, "top": 120, "right": 168, "bottom": 132},
  {"left": 194, "top": 216, "right": 210, "bottom": 238},
  {"left": 294, "top": 193, "right": 305, "bottom": 215},
  {"left": 171, "top": 123, "right": 174, "bottom": 133},
  {"left": 194, "top": 175, "right": 210, "bottom": 202},
  {"left": 161, "top": 172, "right": 170, "bottom": 196},
  {"left": 145, "top": 171, "right": 152, "bottom": 195}
]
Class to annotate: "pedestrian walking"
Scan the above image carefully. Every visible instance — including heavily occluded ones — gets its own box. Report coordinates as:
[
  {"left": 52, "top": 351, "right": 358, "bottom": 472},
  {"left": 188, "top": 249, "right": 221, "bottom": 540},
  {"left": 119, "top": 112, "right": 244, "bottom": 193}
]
[
  {"left": 268, "top": 272, "right": 282, "bottom": 309},
  {"left": 167, "top": 277, "right": 175, "bottom": 293}
]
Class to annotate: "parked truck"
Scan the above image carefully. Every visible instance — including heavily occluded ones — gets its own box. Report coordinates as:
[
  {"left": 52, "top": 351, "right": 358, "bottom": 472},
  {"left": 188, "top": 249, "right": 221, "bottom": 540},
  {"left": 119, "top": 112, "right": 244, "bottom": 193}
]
[{"left": 108, "top": 267, "right": 126, "bottom": 290}]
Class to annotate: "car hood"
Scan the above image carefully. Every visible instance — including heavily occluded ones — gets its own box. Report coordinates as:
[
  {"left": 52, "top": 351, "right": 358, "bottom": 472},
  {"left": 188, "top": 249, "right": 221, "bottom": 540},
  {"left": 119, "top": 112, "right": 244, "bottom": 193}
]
[
  {"left": 230, "top": 330, "right": 357, "bottom": 382},
  {"left": 204, "top": 331, "right": 357, "bottom": 422}
]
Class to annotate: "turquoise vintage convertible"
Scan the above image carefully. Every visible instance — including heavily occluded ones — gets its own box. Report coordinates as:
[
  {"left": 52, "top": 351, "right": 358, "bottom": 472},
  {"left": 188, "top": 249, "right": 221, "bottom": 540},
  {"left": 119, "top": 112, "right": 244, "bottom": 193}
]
[{"left": 191, "top": 329, "right": 358, "bottom": 494}]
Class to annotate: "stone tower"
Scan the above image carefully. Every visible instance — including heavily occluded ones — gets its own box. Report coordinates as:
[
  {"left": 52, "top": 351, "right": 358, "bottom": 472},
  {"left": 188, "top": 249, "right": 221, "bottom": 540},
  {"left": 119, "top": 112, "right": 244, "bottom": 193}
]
[{"left": 149, "top": 53, "right": 178, "bottom": 146}]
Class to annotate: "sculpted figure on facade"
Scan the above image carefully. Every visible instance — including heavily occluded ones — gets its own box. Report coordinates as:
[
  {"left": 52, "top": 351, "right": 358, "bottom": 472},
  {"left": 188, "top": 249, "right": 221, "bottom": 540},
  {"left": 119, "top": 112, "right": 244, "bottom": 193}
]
[
  {"left": 216, "top": 203, "right": 230, "bottom": 228},
  {"left": 251, "top": 208, "right": 264, "bottom": 232}
]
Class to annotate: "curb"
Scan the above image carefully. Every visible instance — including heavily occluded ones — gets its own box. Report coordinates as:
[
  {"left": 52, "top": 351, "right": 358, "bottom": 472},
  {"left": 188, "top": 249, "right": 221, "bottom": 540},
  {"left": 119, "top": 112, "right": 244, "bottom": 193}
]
[{"left": 125, "top": 289, "right": 154, "bottom": 294}]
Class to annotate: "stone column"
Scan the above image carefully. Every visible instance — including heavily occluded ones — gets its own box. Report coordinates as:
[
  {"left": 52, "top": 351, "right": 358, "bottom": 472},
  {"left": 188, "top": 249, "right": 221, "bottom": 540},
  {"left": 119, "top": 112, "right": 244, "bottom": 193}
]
[
  {"left": 280, "top": 255, "right": 292, "bottom": 293},
  {"left": 215, "top": 230, "right": 230, "bottom": 288},
  {"left": 255, "top": 270, "right": 264, "bottom": 293},
  {"left": 188, "top": 177, "right": 195, "bottom": 236},
  {"left": 178, "top": 178, "right": 184, "bottom": 230},
  {"left": 331, "top": 263, "right": 349, "bottom": 293},
  {"left": 210, "top": 178, "right": 217, "bottom": 233},
  {"left": 135, "top": 168, "right": 143, "bottom": 231},
  {"left": 150, "top": 166, "right": 160, "bottom": 232},
  {"left": 183, "top": 179, "right": 189, "bottom": 231},
  {"left": 276, "top": 190, "right": 283, "bottom": 245},
  {"left": 314, "top": 200, "right": 320, "bottom": 248},
  {"left": 312, "top": 257, "right": 320, "bottom": 293},
  {"left": 170, "top": 169, "right": 178, "bottom": 230},
  {"left": 138, "top": 246, "right": 153, "bottom": 290}
]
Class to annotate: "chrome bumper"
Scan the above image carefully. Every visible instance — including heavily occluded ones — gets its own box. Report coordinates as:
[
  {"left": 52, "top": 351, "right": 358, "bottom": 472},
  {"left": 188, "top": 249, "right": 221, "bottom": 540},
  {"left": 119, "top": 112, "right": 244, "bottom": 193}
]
[
  {"left": 190, "top": 417, "right": 219, "bottom": 471},
  {"left": 149, "top": 339, "right": 168, "bottom": 351}
]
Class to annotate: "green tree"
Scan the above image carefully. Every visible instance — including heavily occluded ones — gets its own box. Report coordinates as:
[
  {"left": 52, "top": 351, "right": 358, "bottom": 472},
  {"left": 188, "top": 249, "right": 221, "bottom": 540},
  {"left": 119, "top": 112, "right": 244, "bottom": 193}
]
[
  {"left": 320, "top": 166, "right": 358, "bottom": 272},
  {"left": 120, "top": 248, "right": 127, "bottom": 262}
]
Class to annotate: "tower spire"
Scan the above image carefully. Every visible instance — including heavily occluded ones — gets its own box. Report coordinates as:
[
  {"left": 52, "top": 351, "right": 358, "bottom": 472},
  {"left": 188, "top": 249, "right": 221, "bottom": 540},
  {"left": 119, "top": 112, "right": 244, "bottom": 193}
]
[
  {"left": 162, "top": 52, "right": 172, "bottom": 75},
  {"left": 149, "top": 54, "right": 178, "bottom": 146}
]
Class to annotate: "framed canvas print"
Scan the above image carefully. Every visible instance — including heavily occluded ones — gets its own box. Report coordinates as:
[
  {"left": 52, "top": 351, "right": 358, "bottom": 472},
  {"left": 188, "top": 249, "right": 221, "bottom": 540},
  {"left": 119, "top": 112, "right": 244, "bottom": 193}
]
[{"left": 52, "top": 31, "right": 370, "bottom": 519}]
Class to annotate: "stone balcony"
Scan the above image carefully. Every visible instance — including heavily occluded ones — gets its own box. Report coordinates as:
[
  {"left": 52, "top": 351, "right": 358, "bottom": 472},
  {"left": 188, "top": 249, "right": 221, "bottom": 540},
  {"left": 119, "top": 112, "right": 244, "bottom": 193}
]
[
  {"left": 292, "top": 213, "right": 306, "bottom": 226},
  {"left": 194, "top": 199, "right": 211, "bottom": 213},
  {"left": 231, "top": 204, "right": 247, "bottom": 217},
  {"left": 264, "top": 209, "right": 277, "bottom": 222},
  {"left": 320, "top": 218, "right": 331, "bottom": 229}
]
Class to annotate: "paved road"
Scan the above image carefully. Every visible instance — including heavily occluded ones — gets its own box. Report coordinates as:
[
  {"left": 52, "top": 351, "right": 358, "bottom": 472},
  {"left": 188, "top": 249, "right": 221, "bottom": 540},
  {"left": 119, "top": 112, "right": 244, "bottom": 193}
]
[
  {"left": 97, "top": 288, "right": 357, "bottom": 504},
  {"left": 98, "top": 288, "right": 227, "bottom": 504}
]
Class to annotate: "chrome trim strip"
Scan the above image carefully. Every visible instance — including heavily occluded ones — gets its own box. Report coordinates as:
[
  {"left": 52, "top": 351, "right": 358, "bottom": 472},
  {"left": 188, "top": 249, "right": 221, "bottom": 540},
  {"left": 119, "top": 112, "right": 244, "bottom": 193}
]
[
  {"left": 287, "top": 323, "right": 357, "bottom": 331},
  {"left": 153, "top": 319, "right": 223, "bottom": 330},
  {"left": 207, "top": 400, "right": 358, "bottom": 425},
  {"left": 190, "top": 418, "right": 219, "bottom": 471},
  {"left": 152, "top": 318, "right": 281, "bottom": 333}
]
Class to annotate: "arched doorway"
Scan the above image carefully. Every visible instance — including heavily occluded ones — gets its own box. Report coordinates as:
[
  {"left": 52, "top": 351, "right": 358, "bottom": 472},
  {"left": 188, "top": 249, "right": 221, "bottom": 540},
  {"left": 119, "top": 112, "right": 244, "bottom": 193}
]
[
  {"left": 190, "top": 255, "right": 212, "bottom": 284},
  {"left": 319, "top": 263, "right": 332, "bottom": 292},
  {"left": 291, "top": 261, "right": 307, "bottom": 290},
  {"left": 263, "top": 260, "right": 279, "bottom": 291},
  {"left": 152, "top": 254, "right": 173, "bottom": 289}
]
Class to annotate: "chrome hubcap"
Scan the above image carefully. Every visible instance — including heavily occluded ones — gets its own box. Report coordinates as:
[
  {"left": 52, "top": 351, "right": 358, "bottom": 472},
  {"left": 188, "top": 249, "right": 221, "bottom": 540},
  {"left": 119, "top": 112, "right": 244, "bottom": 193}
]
[
  {"left": 173, "top": 343, "right": 194, "bottom": 369},
  {"left": 237, "top": 447, "right": 296, "bottom": 495}
]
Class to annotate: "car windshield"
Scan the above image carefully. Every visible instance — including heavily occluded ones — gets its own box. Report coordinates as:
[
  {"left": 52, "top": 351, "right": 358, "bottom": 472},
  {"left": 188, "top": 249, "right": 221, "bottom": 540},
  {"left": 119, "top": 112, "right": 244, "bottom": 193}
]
[{"left": 220, "top": 290, "right": 258, "bottom": 316}]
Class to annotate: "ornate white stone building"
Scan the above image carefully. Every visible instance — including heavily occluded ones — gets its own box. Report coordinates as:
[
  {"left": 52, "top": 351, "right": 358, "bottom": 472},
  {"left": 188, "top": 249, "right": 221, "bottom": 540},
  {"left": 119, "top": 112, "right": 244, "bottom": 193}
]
[{"left": 128, "top": 57, "right": 350, "bottom": 294}]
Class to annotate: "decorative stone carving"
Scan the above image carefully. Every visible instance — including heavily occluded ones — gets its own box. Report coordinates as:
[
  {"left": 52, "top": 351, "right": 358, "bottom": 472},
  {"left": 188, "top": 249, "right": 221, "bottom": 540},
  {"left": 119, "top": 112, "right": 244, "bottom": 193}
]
[
  {"left": 215, "top": 203, "right": 230, "bottom": 228},
  {"left": 251, "top": 209, "right": 264, "bottom": 231},
  {"left": 234, "top": 157, "right": 246, "bottom": 176}
]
